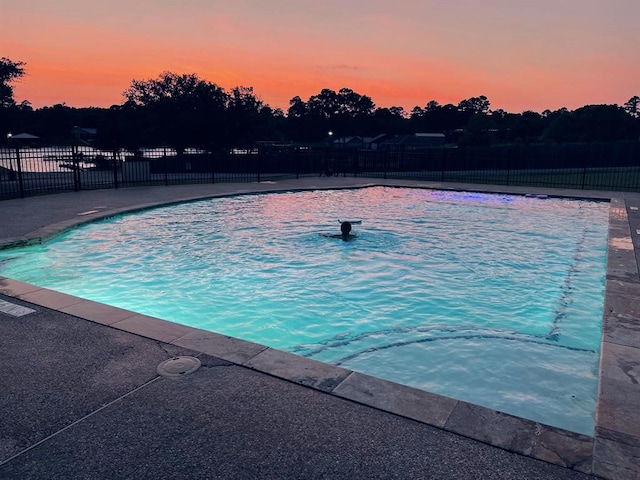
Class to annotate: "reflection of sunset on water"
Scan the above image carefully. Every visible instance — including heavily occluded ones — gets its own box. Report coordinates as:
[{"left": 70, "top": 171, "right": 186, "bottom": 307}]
[{"left": 0, "top": 186, "right": 609, "bottom": 435}]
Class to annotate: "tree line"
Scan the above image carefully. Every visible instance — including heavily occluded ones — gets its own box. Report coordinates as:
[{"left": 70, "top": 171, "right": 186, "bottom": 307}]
[{"left": 1, "top": 57, "right": 639, "bottom": 150}]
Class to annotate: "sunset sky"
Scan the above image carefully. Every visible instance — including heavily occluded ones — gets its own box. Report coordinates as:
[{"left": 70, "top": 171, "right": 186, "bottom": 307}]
[{"left": 2, "top": 0, "right": 639, "bottom": 114}]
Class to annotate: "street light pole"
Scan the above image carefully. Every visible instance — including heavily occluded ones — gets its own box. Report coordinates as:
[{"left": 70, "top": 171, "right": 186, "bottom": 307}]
[{"left": 323, "top": 131, "right": 334, "bottom": 177}]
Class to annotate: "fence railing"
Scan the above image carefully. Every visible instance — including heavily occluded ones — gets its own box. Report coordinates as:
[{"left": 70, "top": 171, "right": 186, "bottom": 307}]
[{"left": 1, "top": 141, "right": 639, "bottom": 200}]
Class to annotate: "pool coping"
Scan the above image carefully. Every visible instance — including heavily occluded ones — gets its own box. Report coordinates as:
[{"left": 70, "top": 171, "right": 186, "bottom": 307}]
[{"left": 1, "top": 178, "right": 639, "bottom": 479}]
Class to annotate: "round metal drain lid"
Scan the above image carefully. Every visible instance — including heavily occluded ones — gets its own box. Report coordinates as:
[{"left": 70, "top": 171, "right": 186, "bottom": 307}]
[{"left": 157, "top": 356, "right": 201, "bottom": 377}]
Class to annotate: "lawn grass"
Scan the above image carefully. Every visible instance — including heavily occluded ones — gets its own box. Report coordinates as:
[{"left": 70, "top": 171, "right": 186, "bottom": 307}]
[{"left": 437, "top": 166, "right": 640, "bottom": 192}]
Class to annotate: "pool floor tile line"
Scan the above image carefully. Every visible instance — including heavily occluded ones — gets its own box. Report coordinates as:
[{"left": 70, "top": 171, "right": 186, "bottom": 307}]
[{"left": 2, "top": 179, "right": 640, "bottom": 479}]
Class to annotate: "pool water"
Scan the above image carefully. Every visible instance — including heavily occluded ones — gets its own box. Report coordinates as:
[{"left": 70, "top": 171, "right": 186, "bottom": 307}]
[{"left": 0, "top": 187, "right": 609, "bottom": 434}]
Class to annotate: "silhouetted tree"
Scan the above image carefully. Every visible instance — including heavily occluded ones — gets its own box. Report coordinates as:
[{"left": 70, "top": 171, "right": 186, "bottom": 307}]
[
  {"left": 624, "top": 96, "right": 639, "bottom": 118},
  {"left": 371, "top": 106, "right": 409, "bottom": 134},
  {"left": 0, "top": 57, "right": 26, "bottom": 108},
  {"left": 286, "top": 87, "right": 375, "bottom": 141},
  {"left": 543, "top": 105, "right": 638, "bottom": 143},
  {"left": 457, "top": 95, "right": 490, "bottom": 115},
  {"left": 32, "top": 104, "right": 75, "bottom": 142},
  {"left": 226, "top": 86, "right": 275, "bottom": 146},
  {"left": 285, "top": 96, "right": 314, "bottom": 140},
  {"left": 123, "top": 72, "right": 229, "bottom": 149},
  {"left": 409, "top": 101, "right": 467, "bottom": 133},
  {"left": 425, "top": 100, "right": 440, "bottom": 112},
  {"left": 458, "top": 113, "right": 495, "bottom": 146},
  {"left": 3, "top": 64, "right": 640, "bottom": 148},
  {"left": 455, "top": 95, "right": 491, "bottom": 133},
  {"left": 335, "top": 88, "right": 375, "bottom": 117},
  {"left": 512, "top": 111, "right": 546, "bottom": 143},
  {"left": 0, "top": 57, "right": 28, "bottom": 141}
]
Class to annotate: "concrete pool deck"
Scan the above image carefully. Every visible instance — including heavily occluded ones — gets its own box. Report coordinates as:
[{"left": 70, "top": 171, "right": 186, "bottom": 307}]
[{"left": 0, "top": 177, "right": 638, "bottom": 479}]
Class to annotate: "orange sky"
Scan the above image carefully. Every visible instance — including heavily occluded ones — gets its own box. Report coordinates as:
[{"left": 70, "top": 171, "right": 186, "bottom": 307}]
[{"left": 2, "top": 0, "right": 639, "bottom": 114}]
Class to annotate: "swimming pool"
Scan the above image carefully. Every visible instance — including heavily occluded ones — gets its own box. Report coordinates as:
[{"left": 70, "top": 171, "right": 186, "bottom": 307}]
[{"left": 0, "top": 186, "right": 609, "bottom": 434}]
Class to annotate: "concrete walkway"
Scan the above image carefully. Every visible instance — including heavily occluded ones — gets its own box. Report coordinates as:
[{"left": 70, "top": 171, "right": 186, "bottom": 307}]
[{"left": 1, "top": 177, "right": 639, "bottom": 479}]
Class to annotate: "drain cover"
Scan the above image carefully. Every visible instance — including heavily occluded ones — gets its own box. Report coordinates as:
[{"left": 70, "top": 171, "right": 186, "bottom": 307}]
[{"left": 157, "top": 356, "right": 201, "bottom": 377}]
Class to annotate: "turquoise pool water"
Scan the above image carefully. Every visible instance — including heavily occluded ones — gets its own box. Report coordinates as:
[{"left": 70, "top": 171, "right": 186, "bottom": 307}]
[{"left": 0, "top": 187, "right": 609, "bottom": 434}]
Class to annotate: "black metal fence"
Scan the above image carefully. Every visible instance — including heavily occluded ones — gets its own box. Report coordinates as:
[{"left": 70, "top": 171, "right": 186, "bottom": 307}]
[{"left": 1, "top": 141, "right": 639, "bottom": 200}]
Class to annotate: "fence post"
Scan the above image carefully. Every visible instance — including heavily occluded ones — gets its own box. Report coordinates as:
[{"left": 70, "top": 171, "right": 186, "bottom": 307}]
[
  {"left": 581, "top": 144, "right": 588, "bottom": 189},
  {"left": 353, "top": 150, "right": 359, "bottom": 177},
  {"left": 635, "top": 141, "right": 640, "bottom": 192},
  {"left": 163, "top": 147, "right": 169, "bottom": 186},
  {"left": 345, "top": 150, "right": 349, "bottom": 177},
  {"left": 210, "top": 150, "right": 216, "bottom": 184},
  {"left": 72, "top": 145, "right": 81, "bottom": 192},
  {"left": 15, "top": 147, "right": 25, "bottom": 198},
  {"left": 506, "top": 145, "right": 511, "bottom": 185},
  {"left": 257, "top": 149, "right": 261, "bottom": 183},
  {"left": 112, "top": 149, "right": 119, "bottom": 189},
  {"left": 383, "top": 150, "right": 388, "bottom": 180}
]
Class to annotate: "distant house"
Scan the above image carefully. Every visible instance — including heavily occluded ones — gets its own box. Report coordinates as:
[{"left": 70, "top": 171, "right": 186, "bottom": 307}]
[
  {"left": 71, "top": 127, "right": 98, "bottom": 142},
  {"left": 378, "top": 133, "right": 445, "bottom": 150},
  {"left": 329, "top": 136, "right": 366, "bottom": 149},
  {"left": 7, "top": 132, "right": 40, "bottom": 147},
  {"left": 328, "top": 134, "right": 398, "bottom": 150},
  {"left": 314, "top": 132, "right": 446, "bottom": 151},
  {"left": 363, "top": 134, "right": 391, "bottom": 150},
  {"left": 8, "top": 132, "right": 40, "bottom": 141}
]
